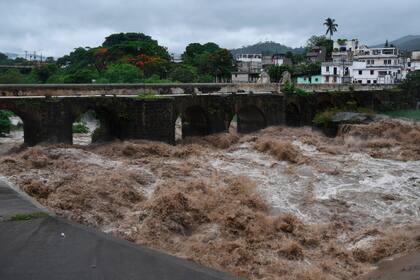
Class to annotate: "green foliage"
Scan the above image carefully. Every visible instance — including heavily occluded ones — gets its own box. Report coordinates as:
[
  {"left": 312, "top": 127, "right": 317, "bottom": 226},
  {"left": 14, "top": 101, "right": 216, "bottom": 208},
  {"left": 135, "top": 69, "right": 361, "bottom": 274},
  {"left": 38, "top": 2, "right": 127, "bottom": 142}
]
[
  {"left": 9, "top": 212, "right": 49, "bottom": 221},
  {"left": 313, "top": 104, "right": 375, "bottom": 126},
  {"left": 135, "top": 92, "right": 169, "bottom": 100},
  {"left": 400, "top": 70, "right": 420, "bottom": 92},
  {"left": 268, "top": 65, "right": 293, "bottom": 83},
  {"left": 285, "top": 51, "right": 305, "bottom": 64},
  {"left": 143, "top": 74, "right": 172, "bottom": 84},
  {"left": 0, "top": 52, "right": 9, "bottom": 64},
  {"left": 182, "top": 42, "right": 233, "bottom": 81},
  {"left": 103, "top": 63, "right": 143, "bottom": 83},
  {"left": 282, "top": 81, "right": 311, "bottom": 96},
  {"left": 32, "top": 64, "right": 58, "bottom": 83},
  {"left": 306, "top": 35, "right": 334, "bottom": 60},
  {"left": 324, "top": 18, "right": 338, "bottom": 39},
  {"left": 0, "top": 110, "right": 13, "bottom": 135},
  {"left": 64, "top": 68, "right": 99, "bottom": 83},
  {"left": 268, "top": 62, "right": 321, "bottom": 83},
  {"left": 230, "top": 41, "right": 305, "bottom": 57},
  {"left": 313, "top": 108, "right": 340, "bottom": 126},
  {"left": 0, "top": 69, "right": 25, "bottom": 84},
  {"left": 72, "top": 122, "right": 90, "bottom": 134},
  {"left": 169, "top": 64, "right": 198, "bottom": 83}
]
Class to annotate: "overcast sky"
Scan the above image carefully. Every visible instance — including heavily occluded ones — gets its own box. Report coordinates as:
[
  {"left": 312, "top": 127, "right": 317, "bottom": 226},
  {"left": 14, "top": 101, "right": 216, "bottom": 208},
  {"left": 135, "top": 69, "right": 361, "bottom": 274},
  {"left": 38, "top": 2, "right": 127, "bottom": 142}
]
[{"left": 1, "top": 0, "right": 419, "bottom": 57}]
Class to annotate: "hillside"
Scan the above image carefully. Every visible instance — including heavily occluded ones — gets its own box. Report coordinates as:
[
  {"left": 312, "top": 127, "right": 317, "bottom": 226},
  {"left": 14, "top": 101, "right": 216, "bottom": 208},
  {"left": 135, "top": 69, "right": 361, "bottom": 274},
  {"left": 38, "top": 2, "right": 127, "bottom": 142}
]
[
  {"left": 372, "top": 35, "right": 420, "bottom": 52},
  {"left": 230, "top": 41, "right": 305, "bottom": 57}
]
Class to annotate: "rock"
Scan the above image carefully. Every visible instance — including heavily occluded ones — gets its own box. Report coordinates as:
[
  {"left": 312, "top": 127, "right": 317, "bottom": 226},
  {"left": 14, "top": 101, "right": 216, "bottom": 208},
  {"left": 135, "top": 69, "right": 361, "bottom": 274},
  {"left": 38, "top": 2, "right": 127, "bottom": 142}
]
[
  {"left": 281, "top": 71, "right": 292, "bottom": 85},
  {"left": 331, "top": 112, "right": 373, "bottom": 124}
]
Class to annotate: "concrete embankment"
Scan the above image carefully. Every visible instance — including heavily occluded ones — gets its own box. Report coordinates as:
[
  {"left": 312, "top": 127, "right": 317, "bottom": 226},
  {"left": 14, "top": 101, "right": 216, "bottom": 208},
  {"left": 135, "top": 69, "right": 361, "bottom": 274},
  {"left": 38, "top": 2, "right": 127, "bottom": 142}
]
[{"left": 0, "top": 179, "right": 239, "bottom": 280}]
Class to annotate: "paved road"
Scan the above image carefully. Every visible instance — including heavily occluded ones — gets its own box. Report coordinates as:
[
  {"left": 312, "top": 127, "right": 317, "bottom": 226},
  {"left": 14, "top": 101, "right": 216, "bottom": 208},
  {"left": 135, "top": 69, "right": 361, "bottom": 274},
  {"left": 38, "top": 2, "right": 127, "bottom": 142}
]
[{"left": 0, "top": 179, "right": 240, "bottom": 280}]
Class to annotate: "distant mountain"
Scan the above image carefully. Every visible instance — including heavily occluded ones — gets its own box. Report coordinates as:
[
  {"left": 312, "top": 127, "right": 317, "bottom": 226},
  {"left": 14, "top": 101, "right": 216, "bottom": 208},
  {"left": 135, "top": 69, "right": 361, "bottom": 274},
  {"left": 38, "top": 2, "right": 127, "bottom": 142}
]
[
  {"left": 372, "top": 35, "right": 420, "bottom": 52},
  {"left": 230, "top": 41, "right": 305, "bottom": 57},
  {"left": 3, "top": 52, "right": 21, "bottom": 59}
]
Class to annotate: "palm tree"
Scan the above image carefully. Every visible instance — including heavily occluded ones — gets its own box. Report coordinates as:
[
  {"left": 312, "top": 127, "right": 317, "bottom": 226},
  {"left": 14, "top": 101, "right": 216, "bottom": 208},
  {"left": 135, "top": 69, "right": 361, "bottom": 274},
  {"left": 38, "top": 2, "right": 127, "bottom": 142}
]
[{"left": 324, "top": 18, "right": 338, "bottom": 39}]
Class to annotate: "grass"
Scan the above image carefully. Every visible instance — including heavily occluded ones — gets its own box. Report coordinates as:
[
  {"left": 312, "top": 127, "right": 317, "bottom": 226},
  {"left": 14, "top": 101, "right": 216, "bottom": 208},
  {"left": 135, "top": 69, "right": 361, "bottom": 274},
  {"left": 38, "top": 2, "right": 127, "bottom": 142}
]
[
  {"left": 135, "top": 92, "right": 170, "bottom": 100},
  {"left": 384, "top": 109, "right": 420, "bottom": 121},
  {"left": 8, "top": 212, "right": 49, "bottom": 221}
]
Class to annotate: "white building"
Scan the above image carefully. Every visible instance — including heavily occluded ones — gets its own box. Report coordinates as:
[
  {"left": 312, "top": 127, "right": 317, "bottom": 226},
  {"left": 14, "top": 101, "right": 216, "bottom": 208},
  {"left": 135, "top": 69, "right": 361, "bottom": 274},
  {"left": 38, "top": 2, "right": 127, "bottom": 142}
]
[
  {"left": 409, "top": 51, "right": 420, "bottom": 71},
  {"left": 322, "top": 39, "right": 406, "bottom": 84},
  {"left": 232, "top": 54, "right": 263, "bottom": 83},
  {"left": 321, "top": 61, "right": 352, "bottom": 84}
]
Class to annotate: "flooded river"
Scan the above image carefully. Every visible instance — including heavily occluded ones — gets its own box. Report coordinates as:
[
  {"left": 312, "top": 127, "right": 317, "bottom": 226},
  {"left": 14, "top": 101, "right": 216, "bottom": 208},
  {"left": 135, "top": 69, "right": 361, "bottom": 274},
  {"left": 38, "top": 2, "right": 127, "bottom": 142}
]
[{"left": 0, "top": 119, "right": 419, "bottom": 279}]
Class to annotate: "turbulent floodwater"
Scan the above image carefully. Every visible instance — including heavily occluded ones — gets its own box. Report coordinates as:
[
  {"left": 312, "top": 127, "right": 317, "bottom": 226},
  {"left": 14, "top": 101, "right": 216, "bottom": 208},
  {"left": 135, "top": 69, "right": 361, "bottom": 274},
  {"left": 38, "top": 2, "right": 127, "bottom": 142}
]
[
  {"left": 0, "top": 119, "right": 419, "bottom": 280},
  {"left": 213, "top": 141, "right": 420, "bottom": 228}
]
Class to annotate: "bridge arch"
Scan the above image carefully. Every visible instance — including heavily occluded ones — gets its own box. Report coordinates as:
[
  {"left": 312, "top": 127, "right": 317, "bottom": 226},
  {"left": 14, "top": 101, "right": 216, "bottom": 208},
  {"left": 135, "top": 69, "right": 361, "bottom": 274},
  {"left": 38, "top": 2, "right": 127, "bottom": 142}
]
[
  {"left": 178, "top": 105, "right": 210, "bottom": 138},
  {"left": 70, "top": 106, "right": 119, "bottom": 144},
  {"left": 0, "top": 103, "right": 39, "bottom": 146},
  {"left": 285, "top": 103, "right": 301, "bottom": 127},
  {"left": 0, "top": 109, "right": 24, "bottom": 146},
  {"left": 236, "top": 105, "right": 267, "bottom": 133}
]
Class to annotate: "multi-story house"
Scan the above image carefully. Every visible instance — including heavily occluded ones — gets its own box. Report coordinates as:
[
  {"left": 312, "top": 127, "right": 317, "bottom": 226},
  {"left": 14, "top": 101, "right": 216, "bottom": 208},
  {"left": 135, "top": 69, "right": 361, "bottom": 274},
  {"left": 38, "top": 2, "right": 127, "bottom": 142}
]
[
  {"left": 321, "top": 39, "right": 405, "bottom": 84},
  {"left": 232, "top": 53, "right": 292, "bottom": 83},
  {"left": 232, "top": 54, "right": 263, "bottom": 83},
  {"left": 352, "top": 46, "right": 404, "bottom": 84}
]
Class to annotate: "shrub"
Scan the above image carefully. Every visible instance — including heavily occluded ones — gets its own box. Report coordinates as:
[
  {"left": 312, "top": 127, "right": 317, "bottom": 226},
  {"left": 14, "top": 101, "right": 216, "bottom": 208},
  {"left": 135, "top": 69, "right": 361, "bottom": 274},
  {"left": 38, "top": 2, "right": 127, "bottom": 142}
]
[
  {"left": 282, "top": 81, "right": 311, "bottom": 96},
  {"left": 72, "top": 122, "right": 90, "bottom": 134},
  {"left": 0, "top": 110, "right": 13, "bottom": 135},
  {"left": 313, "top": 108, "right": 340, "bottom": 126}
]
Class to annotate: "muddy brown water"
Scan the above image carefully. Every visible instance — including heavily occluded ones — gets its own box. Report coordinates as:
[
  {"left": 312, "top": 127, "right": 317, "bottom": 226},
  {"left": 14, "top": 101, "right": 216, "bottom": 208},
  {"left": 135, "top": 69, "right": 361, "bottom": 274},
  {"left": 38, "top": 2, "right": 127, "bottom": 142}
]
[{"left": 0, "top": 119, "right": 419, "bottom": 280}]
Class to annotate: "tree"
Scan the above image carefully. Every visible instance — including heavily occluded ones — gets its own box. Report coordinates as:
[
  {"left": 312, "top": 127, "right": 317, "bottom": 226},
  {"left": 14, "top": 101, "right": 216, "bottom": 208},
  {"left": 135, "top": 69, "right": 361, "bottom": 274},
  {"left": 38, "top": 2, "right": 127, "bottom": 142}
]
[
  {"left": 0, "top": 52, "right": 8, "bottom": 63},
  {"left": 268, "top": 65, "right": 293, "bottom": 83},
  {"left": 103, "top": 63, "right": 144, "bottom": 83},
  {"left": 306, "top": 35, "right": 333, "bottom": 60},
  {"left": 207, "top": 49, "right": 234, "bottom": 82},
  {"left": 324, "top": 18, "right": 338, "bottom": 39},
  {"left": 169, "top": 64, "right": 197, "bottom": 83},
  {"left": 63, "top": 69, "right": 99, "bottom": 83},
  {"left": 401, "top": 70, "right": 420, "bottom": 93},
  {"left": 0, "top": 110, "right": 13, "bottom": 136},
  {"left": 32, "top": 64, "right": 58, "bottom": 83},
  {"left": 0, "top": 69, "right": 25, "bottom": 84}
]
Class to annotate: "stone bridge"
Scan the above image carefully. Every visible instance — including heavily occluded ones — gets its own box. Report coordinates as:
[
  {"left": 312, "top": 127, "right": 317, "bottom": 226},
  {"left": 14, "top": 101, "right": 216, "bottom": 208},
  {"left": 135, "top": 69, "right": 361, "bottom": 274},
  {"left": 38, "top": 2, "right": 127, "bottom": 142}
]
[{"left": 0, "top": 84, "right": 418, "bottom": 146}]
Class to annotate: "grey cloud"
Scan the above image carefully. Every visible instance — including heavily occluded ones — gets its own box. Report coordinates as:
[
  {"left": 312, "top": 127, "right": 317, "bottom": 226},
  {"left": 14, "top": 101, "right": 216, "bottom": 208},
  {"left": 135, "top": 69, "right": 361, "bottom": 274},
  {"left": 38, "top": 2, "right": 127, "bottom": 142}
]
[{"left": 0, "top": 0, "right": 419, "bottom": 57}]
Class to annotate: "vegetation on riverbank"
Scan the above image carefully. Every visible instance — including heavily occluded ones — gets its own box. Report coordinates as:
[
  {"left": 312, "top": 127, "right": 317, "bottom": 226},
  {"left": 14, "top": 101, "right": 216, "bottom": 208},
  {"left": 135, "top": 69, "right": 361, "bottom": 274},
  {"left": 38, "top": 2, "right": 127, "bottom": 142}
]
[
  {"left": 0, "top": 110, "right": 13, "bottom": 136},
  {"left": 72, "top": 122, "right": 89, "bottom": 134}
]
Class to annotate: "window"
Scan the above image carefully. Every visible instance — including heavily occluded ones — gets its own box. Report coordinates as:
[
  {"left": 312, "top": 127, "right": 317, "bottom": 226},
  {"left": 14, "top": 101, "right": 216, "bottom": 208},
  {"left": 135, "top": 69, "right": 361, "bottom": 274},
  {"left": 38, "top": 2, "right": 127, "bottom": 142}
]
[
  {"left": 358, "top": 80, "right": 362, "bottom": 84},
  {"left": 326, "top": 66, "right": 330, "bottom": 72},
  {"left": 373, "top": 80, "right": 378, "bottom": 84},
  {"left": 359, "top": 70, "right": 363, "bottom": 75},
  {"left": 326, "top": 76, "right": 330, "bottom": 82},
  {"left": 315, "top": 78, "right": 319, "bottom": 82},
  {"left": 370, "top": 70, "right": 374, "bottom": 75},
  {"left": 367, "top": 80, "right": 371, "bottom": 84}
]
